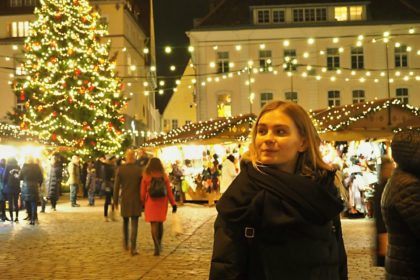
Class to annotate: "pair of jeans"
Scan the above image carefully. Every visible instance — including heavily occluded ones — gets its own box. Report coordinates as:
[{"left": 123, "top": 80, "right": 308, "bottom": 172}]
[
  {"left": 7, "top": 193, "right": 19, "bottom": 220},
  {"left": 70, "top": 184, "right": 78, "bottom": 204},
  {"left": 123, "top": 216, "right": 139, "bottom": 251},
  {"left": 28, "top": 200, "right": 37, "bottom": 223}
]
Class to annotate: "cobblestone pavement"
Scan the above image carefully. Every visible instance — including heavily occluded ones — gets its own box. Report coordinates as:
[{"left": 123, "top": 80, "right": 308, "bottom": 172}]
[{"left": 0, "top": 198, "right": 384, "bottom": 280}]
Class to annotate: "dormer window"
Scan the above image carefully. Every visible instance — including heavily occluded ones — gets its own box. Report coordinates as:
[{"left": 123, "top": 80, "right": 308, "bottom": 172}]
[
  {"left": 334, "top": 5, "right": 364, "bottom": 21},
  {"left": 255, "top": 8, "right": 285, "bottom": 24}
]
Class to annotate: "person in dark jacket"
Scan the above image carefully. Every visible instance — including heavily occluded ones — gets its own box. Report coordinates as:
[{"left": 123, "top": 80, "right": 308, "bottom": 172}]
[
  {"left": 101, "top": 155, "right": 116, "bottom": 221},
  {"left": 41, "top": 154, "right": 63, "bottom": 212},
  {"left": 2, "top": 158, "right": 21, "bottom": 222},
  {"left": 210, "top": 101, "right": 347, "bottom": 280},
  {"left": 381, "top": 128, "right": 420, "bottom": 280},
  {"left": 113, "top": 149, "right": 143, "bottom": 256},
  {"left": 373, "top": 156, "right": 394, "bottom": 267},
  {"left": 0, "top": 158, "right": 8, "bottom": 221},
  {"left": 19, "top": 156, "right": 43, "bottom": 225}
]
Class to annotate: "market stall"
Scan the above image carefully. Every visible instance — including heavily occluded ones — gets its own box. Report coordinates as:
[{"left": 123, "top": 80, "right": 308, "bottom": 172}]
[
  {"left": 311, "top": 98, "right": 420, "bottom": 141},
  {"left": 143, "top": 114, "right": 256, "bottom": 203}
]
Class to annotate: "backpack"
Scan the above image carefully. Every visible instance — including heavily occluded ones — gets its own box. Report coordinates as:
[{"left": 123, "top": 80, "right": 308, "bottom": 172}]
[{"left": 149, "top": 177, "right": 167, "bottom": 198}]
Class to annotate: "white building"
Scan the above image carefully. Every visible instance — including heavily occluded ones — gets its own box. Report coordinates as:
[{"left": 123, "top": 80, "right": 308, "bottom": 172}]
[
  {"left": 187, "top": 0, "right": 420, "bottom": 121},
  {"left": 0, "top": 0, "right": 159, "bottom": 145}
]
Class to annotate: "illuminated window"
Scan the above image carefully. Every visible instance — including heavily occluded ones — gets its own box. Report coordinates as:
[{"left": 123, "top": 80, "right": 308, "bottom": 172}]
[
  {"left": 16, "top": 64, "right": 27, "bottom": 76},
  {"left": 396, "top": 88, "right": 409, "bottom": 104},
  {"left": 11, "top": 21, "right": 30, "bottom": 37},
  {"left": 285, "top": 92, "right": 298, "bottom": 103},
  {"left": 259, "top": 50, "right": 272, "bottom": 72},
  {"left": 16, "top": 94, "right": 27, "bottom": 112},
  {"left": 163, "top": 119, "right": 170, "bottom": 130},
  {"left": 327, "top": 48, "right": 340, "bottom": 70},
  {"left": 284, "top": 49, "right": 297, "bottom": 71},
  {"left": 328, "top": 90, "right": 340, "bottom": 106},
  {"left": 334, "top": 7, "right": 348, "bottom": 21},
  {"left": 217, "top": 51, "right": 229, "bottom": 73},
  {"left": 171, "top": 119, "right": 178, "bottom": 129},
  {"left": 395, "top": 45, "right": 408, "bottom": 68},
  {"left": 350, "top": 6, "right": 363, "bottom": 20},
  {"left": 352, "top": 90, "right": 365, "bottom": 103},
  {"left": 260, "top": 92, "right": 273, "bottom": 108},
  {"left": 217, "top": 94, "right": 231, "bottom": 117},
  {"left": 351, "top": 47, "right": 364, "bottom": 69}
]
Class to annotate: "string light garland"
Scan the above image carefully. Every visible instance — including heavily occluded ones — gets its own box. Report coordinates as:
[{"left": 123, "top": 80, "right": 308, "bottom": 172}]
[
  {"left": 8, "top": 0, "right": 130, "bottom": 157},
  {"left": 310, "top": 98, "right": 420, "bottom": 133},
  {"left": 143, "top": 114, "right": 256, "bottom": 147}
]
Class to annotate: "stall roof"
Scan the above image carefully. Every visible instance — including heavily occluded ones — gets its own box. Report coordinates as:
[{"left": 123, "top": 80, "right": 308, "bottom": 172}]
[
  {"left": 0, "top": 122, "right": 41, "bottom": 145},
  {"left": 143, "top": 114, "right": 256, "bottom": 148},
  {"left": 310, "top": 98, "right": 420, "bottom": 141}
]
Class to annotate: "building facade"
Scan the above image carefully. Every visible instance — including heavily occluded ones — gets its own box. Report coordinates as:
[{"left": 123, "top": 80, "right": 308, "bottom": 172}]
[
  {"left": 0, "top": 0, "right": 159, "bottom": 145},
  {"left": 187, "top": 0, "right": 420, "bottom": 121},
  {"left": 161, "top": 59, "right": 197, "bottom": 132}
]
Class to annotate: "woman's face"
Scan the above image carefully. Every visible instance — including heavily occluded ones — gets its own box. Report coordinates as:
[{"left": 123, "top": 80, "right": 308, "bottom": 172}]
[{"left": 255, "top": 109, "right": 306, "bottom": 173}]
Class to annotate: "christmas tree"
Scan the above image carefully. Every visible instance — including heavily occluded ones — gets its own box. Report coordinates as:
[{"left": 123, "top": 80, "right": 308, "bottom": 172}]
[{"left": 9, "top": 0, "right": 130, "bottom": 157}]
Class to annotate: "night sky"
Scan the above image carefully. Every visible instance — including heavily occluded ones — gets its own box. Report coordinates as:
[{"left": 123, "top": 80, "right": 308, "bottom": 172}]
[{"left": 148, "top": 0, "right": 209, "bottom": 113}]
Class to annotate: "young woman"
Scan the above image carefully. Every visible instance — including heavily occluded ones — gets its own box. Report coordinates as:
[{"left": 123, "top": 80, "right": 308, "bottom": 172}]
[
  {"left": 210, "top": 101, "right": 347, "bottom": 280},
  {"left": 140, "top": 157, "right": 177, "bottom": 256}
]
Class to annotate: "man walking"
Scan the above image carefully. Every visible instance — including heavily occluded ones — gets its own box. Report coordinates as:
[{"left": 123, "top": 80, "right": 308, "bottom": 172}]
[{"left": 114, "top": 149, "right": 143, "bottom": 256}]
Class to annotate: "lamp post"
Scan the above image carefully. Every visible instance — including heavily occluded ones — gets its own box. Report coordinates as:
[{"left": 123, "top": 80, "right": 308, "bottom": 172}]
[
  {"left": 246, "top": 62, "right": 254, "bottom": 114},
  {"left": 385, "top": 41, "right": 392, "bottom": 126}
]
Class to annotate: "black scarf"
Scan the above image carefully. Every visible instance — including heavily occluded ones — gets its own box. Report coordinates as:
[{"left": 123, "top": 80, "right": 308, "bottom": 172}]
[{"left": 216, "top": 161, "right": 343, "bottom": 228}]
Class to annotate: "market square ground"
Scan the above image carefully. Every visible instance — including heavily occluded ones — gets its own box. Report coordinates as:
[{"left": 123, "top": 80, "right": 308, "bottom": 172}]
[{"left": 0, "top": 199, "right": 384, "bottom": 280}]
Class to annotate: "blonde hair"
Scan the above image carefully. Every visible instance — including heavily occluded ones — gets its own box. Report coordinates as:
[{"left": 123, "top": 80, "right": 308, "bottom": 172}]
[{"left": 249, "top": 100, "right": 331, "bottom": 178}]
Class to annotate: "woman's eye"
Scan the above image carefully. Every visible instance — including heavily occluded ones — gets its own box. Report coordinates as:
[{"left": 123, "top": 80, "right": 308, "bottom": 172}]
[
  {"left": 257, "top": 128, "right": 267, "bottom": 134},
  {"left": 275, "top": 128, "right": 286, "bottom": 135}
]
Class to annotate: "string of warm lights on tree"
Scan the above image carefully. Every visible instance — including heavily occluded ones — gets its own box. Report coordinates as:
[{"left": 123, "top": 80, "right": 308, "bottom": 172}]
[{"left": 8, "top": 0, "right": 130, "bottom": 157}]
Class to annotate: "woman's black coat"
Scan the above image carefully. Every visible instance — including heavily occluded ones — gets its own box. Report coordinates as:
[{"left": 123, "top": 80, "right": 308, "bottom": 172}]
[
  {"left": 210, "top": 162, "right": 347, "bottom": 280},
  {"left": 2, "top": 163, "right": 21, "bottom": 194},
  {"left": 19, "top": 163, "right": 43, "bottom": 202},
  {"left": 46, "top": 164, "right": 63, "bottom": 200}
]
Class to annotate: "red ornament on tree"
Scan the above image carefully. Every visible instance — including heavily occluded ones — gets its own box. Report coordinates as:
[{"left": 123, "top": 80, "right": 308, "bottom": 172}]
[
  {"left": 83, "top": 80, "right": 89, "bottom": 85},
  {"left": 88, "top": 85, "right": 95, "bottom": 91},
  {"left": 73, "top": 0, "right": 79, "bottom": 5},
  {"left": 74, "top": 69, "right": 81, "bottom": 76},
  {"left": 20, "top": 90, "right": 26, "bottom": 101},
  {"left": 52, "top": 111, "right": 58, "bottom": 117},
  {"left": 51, "top": 133, "right": 57, "bottom": 141}
]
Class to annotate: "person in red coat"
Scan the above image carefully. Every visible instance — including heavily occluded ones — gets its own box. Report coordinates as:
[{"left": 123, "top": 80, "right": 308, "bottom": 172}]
[{"left": 140, "top": 157, "right": 177, "bottom": 256}]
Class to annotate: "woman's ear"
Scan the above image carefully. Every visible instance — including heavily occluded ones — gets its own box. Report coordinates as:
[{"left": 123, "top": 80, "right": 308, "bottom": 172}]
[{"left": 298, "top": 138, "right": 308, "bottom": 152}]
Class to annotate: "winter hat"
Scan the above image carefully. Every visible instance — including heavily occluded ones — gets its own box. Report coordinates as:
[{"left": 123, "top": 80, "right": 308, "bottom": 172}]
[{"left": 391, "top": 128, "right": 420, "bottom": 175}]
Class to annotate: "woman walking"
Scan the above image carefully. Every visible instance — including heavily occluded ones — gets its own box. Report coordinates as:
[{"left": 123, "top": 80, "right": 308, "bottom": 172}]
[
  {"left": 140, "top": 157, "right": 177, "bottom": 256},
  {"left": 43, "top": 154, "right": 63, "bottom": 211},
  {"left": 209, "top": 100, "right": 347, "bottom": 280}
]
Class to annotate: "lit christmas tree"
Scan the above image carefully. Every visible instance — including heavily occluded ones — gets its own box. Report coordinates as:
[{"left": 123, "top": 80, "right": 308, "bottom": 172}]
[{"left": 9, "top": 0, "right": 130, "bottom": 157}]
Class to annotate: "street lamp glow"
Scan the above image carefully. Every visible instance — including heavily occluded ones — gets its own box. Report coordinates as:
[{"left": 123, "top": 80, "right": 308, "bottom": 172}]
[
  {"left": 209, "top": 61, "right": 216, "bottom": 68},
  {"left": 283, "top": 40, "right": 290, "bottom": 47},
  {"left": 333, "top": 37, "right": 339, "bottom": 43},
  {"left": 383, "top": 31, "right": 390, "bottom": 37},
  {"left": 409, "top": 28, "right": 415, "bottom": 34},
  {"left": 307, "top": 38, "right": 315, "bottom": 45},
  {"left": 150, "top": 65, "right": 156, "bottom": 71},
  {"left": 188, "top": 46, "right": 194, "bottom": 52},
  {"left": 170, "top": 65, "right": 176, "bottom": 71},
  {"left": 143, "top": 48, "right": 149, "bottom": 54},
  {"left": 165, "top": 46, "right": 172, "bottom": 54},
  {"left": 235, "top": 45, "right": 242, "bottom": 51},
  {"left": 303, "top": 52, "right": 309, "bottom": 58},
  {"left": 259, "top": 44, "right": 266, "bottom": 49},
  {"left": 159, "top": 80, "right": 165, "bottom": 86}
]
